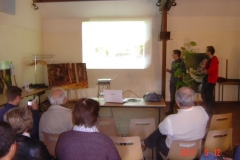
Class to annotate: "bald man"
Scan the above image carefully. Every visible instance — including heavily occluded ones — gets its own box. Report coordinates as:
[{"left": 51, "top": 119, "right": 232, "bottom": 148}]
[{"left": 39, "top": 87, "right": 73, "bottom": 141}]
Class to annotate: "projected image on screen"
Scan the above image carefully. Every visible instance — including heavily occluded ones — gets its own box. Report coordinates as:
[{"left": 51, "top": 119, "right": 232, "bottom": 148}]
[{"left": 82, "top": 21, "right": 145, "bottom": 69}]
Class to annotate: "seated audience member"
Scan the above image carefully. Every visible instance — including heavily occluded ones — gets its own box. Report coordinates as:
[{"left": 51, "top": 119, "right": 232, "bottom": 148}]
[
  {"left": 143, "top": 87, "right": 209, "bottom": 160},
  {"left": 0, "top": 121, "right": 16, "bottom": 160},
  {"left": 56, "top": 98, "right": 121, "bottom": 160},
  {"left": 39, "top": 87, "right": 73, "bottom": 141},
  {"left": 4, "top": 108, "right": 51, "bottom": 160},
  {"left": 0, "top": 86, "right": 40, "bottom": 140}
]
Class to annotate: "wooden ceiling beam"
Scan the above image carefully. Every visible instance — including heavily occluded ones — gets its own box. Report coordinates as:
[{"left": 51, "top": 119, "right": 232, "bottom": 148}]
[{"left": 34, "top": 0, "right": 111, "bottom": 2}]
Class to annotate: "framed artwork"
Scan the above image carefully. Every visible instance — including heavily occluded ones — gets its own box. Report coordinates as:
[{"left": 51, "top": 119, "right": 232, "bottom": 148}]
[
  {"left": 0, "top": 61, "right": 12, "bottom": 94},
  {"left": 184, "top": 53, "right": 208, "bottom": 93},
  {"left": 47, "top": 63, "right": 88, "bottom": 90}
]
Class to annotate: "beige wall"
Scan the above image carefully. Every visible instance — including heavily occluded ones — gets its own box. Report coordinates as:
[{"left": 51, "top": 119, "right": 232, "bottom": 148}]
[
  {"left": 43, "top": 15, "right": 240, "bottom": 101},
  {"left": 0, "top": 0, "right": 43, "bottom": 105}
]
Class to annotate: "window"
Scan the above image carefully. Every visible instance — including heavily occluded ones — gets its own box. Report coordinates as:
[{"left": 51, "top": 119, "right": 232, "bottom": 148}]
[{"left": 82, "top": 21, "right": 146, "bottom": 69}]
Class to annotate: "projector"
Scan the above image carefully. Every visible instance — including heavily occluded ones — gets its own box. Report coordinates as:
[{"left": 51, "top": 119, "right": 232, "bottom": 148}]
[{"left": 97, "top": 79, "right": 111, "bottom": 83}]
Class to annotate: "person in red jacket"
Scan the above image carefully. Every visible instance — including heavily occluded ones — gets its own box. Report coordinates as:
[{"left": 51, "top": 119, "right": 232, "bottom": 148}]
[{"left": 201, "top": 46, "right": 219, "bottom": 114}]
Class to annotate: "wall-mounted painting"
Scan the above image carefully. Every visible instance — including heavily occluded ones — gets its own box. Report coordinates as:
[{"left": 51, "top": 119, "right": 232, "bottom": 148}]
[
  {"left": 0, "top": 61, "right": 12, "bottom": 94},
  {"left": 184, "top": 53, "right": 208, "bottom": 93},
  {"left": 47, "top": 63, "right": 88, "bottom": 90}
]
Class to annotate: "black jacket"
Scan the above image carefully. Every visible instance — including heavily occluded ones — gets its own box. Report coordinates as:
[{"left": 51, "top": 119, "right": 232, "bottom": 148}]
[{"left": 13, "top": 135, "right": 51, "bottom": 160}]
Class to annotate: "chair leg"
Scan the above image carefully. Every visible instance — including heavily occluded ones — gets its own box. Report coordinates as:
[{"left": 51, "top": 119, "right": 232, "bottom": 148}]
[
  {"left": 222, "top": 150, "right": 234, "bottom": 158},
  {"left": 159, "top": 151, "right": 168, "bottom": 160},
  {"left": 152, "top": 148, "right": 154, "bottom": 160}
]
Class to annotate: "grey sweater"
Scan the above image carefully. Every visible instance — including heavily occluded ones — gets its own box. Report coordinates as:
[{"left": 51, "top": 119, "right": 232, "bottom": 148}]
[{"left": 56, "top": 130, "right": 121, "bottom": 160}]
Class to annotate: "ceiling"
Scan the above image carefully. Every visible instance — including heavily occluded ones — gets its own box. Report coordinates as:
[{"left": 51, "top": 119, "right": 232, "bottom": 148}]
[{"left": 36, "top": 0, "right": 240, "bottom": 19}]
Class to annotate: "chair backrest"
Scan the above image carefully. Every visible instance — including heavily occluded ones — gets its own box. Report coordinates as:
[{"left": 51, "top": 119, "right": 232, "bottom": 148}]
[
  {"left": 209, "top": 113, "right": 232, "bottom": 130},
  {"left": 167, "top": 139, "right": 202, "bottom": 160},
  {"left": 128, "top": 118, "right": 156, "bottom": 141},
  {"left": 42, "top": 132, "right": 60, "bottom": 157},
  {"left": 110, "top": 136, "right": 143, "bottom": 160},
  {"left": 204, "top": 128, "right": 232, "bottom": 154},
  {"left": 96, "top": 118, "right": 118, "bottom": 136}
]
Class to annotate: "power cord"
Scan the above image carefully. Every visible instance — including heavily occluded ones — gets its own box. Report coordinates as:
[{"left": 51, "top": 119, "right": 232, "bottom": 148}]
[{"left": 122, "top": 90, "right": 141, "bottom": 102}]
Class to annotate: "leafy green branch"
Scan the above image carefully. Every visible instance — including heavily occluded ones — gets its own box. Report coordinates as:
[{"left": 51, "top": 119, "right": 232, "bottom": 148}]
[{"left": 174, "top": 41, "right": 197, "bottom": 88}]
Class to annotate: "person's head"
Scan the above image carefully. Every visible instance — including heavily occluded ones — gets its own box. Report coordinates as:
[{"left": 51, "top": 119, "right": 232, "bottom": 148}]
[
  {"left": 6, "top": 86, "right": 22, "bottom": 105},
  {"left": 73, "top": 98, "right": 100, "bottom": 128},
  {"left": 172, "top": 50, "right": 181, "bottom": 60},
  {"left": 0, "top": 121, "right": 16, "bottom": 160},
  {"left": 48, "top": 87, "right": 67, "bottom": 105},
  {"left": 4, "top": 108, "right": 33, "bottom": 135},
  {"left": 206, "top": 46, "right": 215, "bottom": 57},
  {"left": 175, "top": 87, "right": 195, "bottom": 108}
]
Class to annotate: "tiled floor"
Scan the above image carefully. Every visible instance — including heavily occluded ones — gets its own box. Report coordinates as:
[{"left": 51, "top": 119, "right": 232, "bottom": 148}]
[{"left": 67, "top": 101, "right": 240, "bottom": 160}]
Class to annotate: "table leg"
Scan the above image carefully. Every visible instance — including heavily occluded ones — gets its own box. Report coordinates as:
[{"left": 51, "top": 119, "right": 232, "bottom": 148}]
[
  {"left": 110, "top": 107, "right": 113, "bottom": 118},
  {"left": 218, "top": 84, "right": 220, "bottom": 106},
  {"left": 238, "top": 85, "right": 240, "bottom": 102},
  {"left": 158, "top": 108, "right": 160, "bottom": 124},
  {"left": 222, "top": 85, "right": 224, "bottom": 103}
]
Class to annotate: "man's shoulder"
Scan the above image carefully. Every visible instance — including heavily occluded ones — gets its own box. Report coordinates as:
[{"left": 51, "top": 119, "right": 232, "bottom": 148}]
[
  {"left": 0, "top": 104, "right": 16, "bottom": 116},
  {"left": 212, "top": 56, "right": 219, "bottom": 62},
  {"left": 193, "top": 106, "right": 205, "bottom": 111},
  {"left": 40, "top": 105, "right": 72, "bottom": 119},
  {"left": 47, "top": 105, "right": 72, "bottom": 112}
]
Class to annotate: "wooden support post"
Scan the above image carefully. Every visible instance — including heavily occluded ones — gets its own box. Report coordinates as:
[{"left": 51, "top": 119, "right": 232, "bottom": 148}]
[{"left": 161, "top": 9, "right": 168, "bottom": 99}]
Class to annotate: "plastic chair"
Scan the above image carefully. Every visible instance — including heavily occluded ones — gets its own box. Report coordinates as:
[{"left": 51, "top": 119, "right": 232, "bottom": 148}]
[
  {"left": 160, "top": 139, "right": 202, "bottom": 160},
  {"left": 128, "top": 118, "right": 156, "bottom": 141},
  {"left": 209, "top": 113, "right": 232, "bottom": 130},
  {"left": 204, "top": 128, "right": 233, "bottom": 154},
  {"left": 110, "top": 136, "right": 143, "bottom": 160},
  {"left": 42, "top": 132, "right": 60, "bottom": 158},
  {"left": 96, "top": 118, "right": 118, "bottom": 136}
]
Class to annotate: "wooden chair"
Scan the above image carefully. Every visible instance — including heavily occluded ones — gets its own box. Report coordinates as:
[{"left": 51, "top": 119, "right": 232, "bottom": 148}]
[
  {"left": 42, "top": 132, "right": 60, "bottom": 158},
  {"left": 161, "top": 139, "right": 202, "bottom": 160},
  {"left": 209, "top": 113, "right": 232, "bottom": 130},
  {"left": 204, "top": 128, "right": 233, "bottom": 155},
  {"left": 96, "top": 118, "right": 118, "bottom": 136},
  {"left": 110, "top": 136, "right": 143, "bottom": 160}
]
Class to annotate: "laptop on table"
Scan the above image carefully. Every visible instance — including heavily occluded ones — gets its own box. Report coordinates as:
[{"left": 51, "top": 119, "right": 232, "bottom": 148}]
[{"left": 103, "top": 90, "right": 128, "bottom": 103}]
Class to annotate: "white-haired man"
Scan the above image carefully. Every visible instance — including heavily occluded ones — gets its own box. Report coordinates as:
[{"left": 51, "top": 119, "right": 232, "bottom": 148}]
[
  {"left": 143, "top": 87, "right": 209, "bottom": 160},
  {"left": 39, "top": 87, "right": 73, "bottom": 141}
]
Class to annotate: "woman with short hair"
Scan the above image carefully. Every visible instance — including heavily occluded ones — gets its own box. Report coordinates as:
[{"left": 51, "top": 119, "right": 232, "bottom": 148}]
[
  {"left": 56, "top": 98, "right": 121, "bottom": 160},
  {"left": 4, "top": 108, "right": 51, "bottom": 160}
]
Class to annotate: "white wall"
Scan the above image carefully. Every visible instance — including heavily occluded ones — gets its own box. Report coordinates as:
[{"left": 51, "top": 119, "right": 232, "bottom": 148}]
[
  {"left": 0, "top": 0, "right": 43, "bottom": 106},
  {"left": 43, "top": 18, "right": 161, "bottom": 99},
  {"left": 0, "top": 0, "right": 43, "bottom": 86},
  {"left": 43, "top": 15, "right": 240, "bottom": 101}
]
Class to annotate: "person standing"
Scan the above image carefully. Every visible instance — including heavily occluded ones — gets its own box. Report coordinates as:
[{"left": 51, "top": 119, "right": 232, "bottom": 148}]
[
  {"left": 165, "top": 50, "right": 186, "bottom": 115},
  {"left": 201, "top": 46, "right": 219, "bottom": 115}
]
